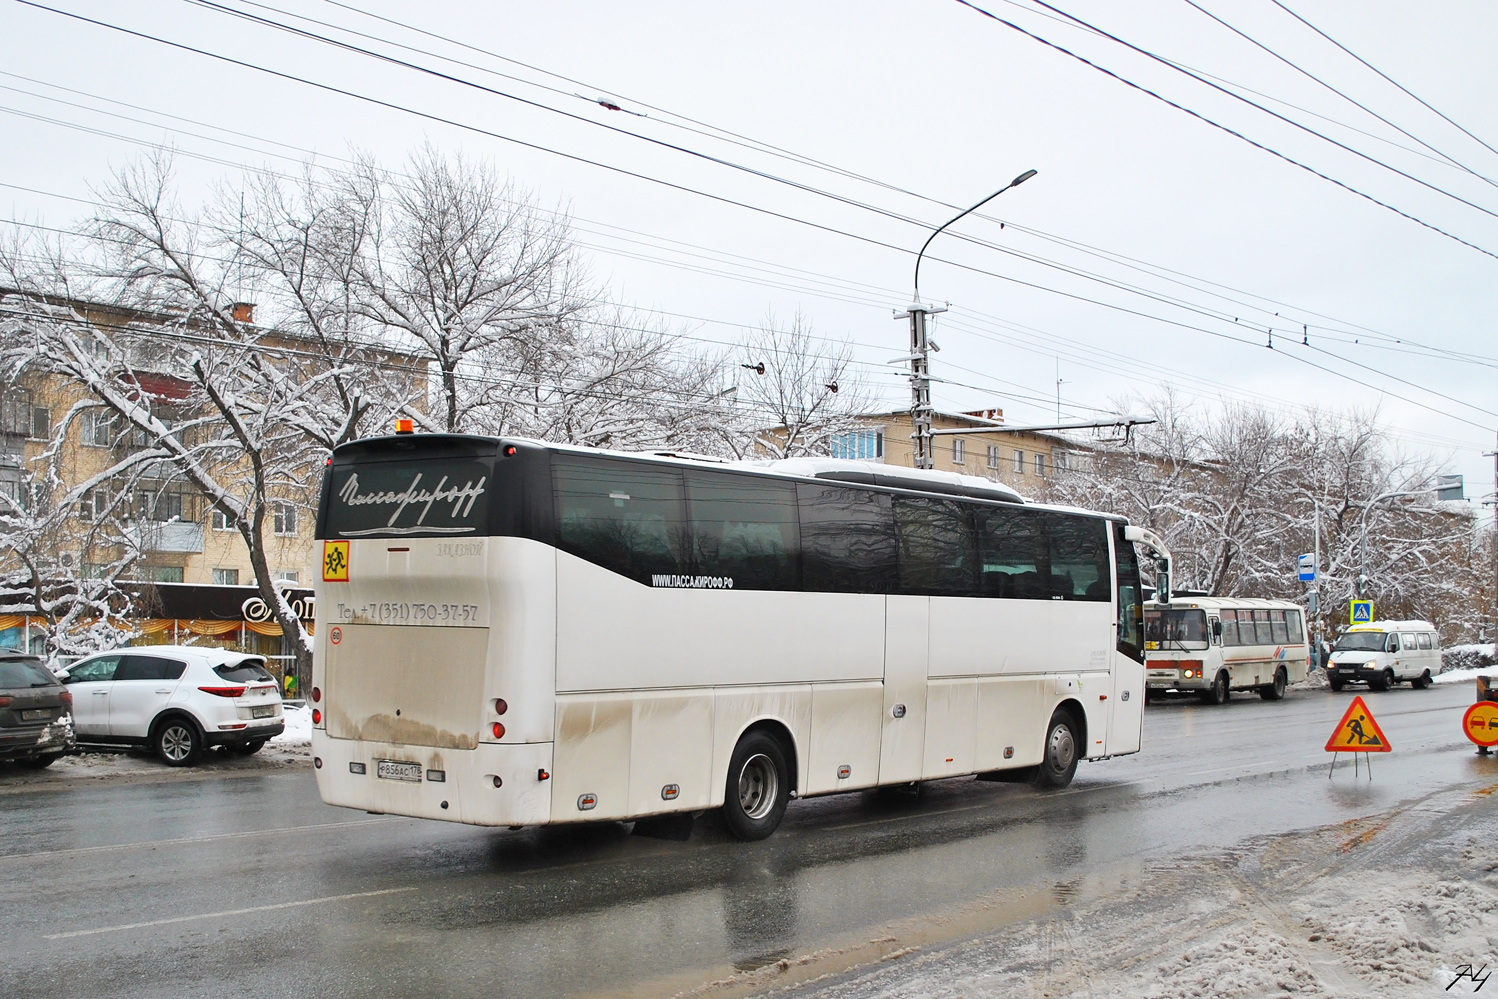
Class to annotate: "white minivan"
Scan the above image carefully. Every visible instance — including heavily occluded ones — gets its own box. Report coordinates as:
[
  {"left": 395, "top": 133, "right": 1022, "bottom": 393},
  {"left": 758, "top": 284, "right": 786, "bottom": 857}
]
[{"left": 1327, "top": 620, "right": 1441, "bottom": 691}]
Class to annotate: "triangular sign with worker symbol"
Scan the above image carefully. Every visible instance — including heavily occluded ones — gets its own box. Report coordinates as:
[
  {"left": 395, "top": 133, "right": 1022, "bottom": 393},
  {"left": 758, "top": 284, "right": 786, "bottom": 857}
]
[{"left": 1325, "top": 696, "right": 1392, "bottom": 752}]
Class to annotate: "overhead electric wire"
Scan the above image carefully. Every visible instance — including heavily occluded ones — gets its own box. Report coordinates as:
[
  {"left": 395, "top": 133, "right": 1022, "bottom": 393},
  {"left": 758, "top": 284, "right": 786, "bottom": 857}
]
[
  {"left": 1269, "top": 0, "right": 1498, "bottom": 163},
  {"left": 952, "top": 0, "right": 1498, "bottom": 261},
  {"left": 4, "top": 8, "right": 1495, "bottom": 436}
]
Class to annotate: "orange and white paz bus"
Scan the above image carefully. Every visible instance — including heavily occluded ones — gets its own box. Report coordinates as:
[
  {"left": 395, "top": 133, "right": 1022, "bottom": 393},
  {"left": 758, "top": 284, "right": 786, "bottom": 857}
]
[{"left": 310, "top": 433, "right": 1167, "bottom": 839}]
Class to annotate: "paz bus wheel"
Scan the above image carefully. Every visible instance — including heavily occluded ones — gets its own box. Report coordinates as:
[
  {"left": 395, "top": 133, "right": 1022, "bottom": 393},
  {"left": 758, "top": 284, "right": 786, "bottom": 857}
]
[
  {"left": 1259, "top": 666, "right": 1288, "bottom": 701},
  {"left": 1030, "top": 709, "right": 1080, "bottom": 790},
  {"left": 1199, "top": 672, "right": 1230, "bottom": 705},
  {"left": 722, "top": 731, "right": 790, "bottom": 841}
]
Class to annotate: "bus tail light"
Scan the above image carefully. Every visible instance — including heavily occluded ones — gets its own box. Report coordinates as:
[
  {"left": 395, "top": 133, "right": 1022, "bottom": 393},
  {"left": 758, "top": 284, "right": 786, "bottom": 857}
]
[
  {"left": 311, "top": 686, "right": 321, "bottom": 703},
  {"left": 492, "top": 722, "right": 506, "bottom": 739},
  {"left": 312, "top": 708, "right": 322, "bottom": 725},
  {"left": 493, "top": 698, "right": 507, "bottom": 715}
]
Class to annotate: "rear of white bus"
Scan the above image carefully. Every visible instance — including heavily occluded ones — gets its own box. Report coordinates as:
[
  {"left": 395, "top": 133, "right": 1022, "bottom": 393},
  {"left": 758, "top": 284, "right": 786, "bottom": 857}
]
[{"left": 310, "top": 434, "right": 557, "bottom": 826}]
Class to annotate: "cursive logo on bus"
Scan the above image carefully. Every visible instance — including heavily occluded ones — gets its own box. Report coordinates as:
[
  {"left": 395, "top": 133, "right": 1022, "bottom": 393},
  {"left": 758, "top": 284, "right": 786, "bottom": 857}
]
[{"left": 336, "top": 472, "right": 487, "bottom": 536}]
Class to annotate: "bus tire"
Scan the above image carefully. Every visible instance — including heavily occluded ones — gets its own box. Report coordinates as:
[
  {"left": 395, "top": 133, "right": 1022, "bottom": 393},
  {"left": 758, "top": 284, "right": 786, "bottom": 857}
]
[
  {"left": 722, "top": 731, "right": 791, "bottom": 841},
  {"left": 1030, "top": 709, "right": 1080, "bottom": 790},
  {"left": 1259, "top": 666, "right": 1288, "bottom": 701},
  {"left": 1412, "top": 670, "right": 1432, "bottom": 690},
  {"left": 1369, "top": 669, "right": 1391, "bottom": 691},
  {"left": 1199, "top": 672, "right": 1230, "bottom": 705}
]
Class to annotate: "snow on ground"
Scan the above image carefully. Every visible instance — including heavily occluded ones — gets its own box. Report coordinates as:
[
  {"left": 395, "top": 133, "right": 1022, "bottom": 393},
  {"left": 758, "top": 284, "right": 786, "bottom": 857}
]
[
  {"left": 272, "top": 703, "right": 312, "bottom": 745},
  {"left": 1433, "top": 666, "right": 1498, "bottom": 686}
]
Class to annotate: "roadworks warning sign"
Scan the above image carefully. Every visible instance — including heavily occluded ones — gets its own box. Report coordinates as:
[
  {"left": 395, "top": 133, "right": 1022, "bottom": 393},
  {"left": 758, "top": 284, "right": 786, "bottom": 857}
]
[{"left": 1325, "top": 696, "right": 1392, "bottom": 752}]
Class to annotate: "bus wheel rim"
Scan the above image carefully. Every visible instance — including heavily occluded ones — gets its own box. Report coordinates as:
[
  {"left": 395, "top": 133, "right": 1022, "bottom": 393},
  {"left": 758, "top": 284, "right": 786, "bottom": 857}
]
[
  {"left": 737, "top": 753, "right": 778, "bottom": 820},
  {"left": 1048, "top": 724, "right": 1075, "bottom": 771}
]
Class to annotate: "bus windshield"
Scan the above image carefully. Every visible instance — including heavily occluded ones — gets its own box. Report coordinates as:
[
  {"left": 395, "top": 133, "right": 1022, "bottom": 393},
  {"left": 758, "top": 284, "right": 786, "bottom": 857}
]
[
  {"left": 1334, "top": 632, "right": 1387, "bottom": 652},
  {"left": 1145, "top": 608, "right": 1208, "bottom": 650}
]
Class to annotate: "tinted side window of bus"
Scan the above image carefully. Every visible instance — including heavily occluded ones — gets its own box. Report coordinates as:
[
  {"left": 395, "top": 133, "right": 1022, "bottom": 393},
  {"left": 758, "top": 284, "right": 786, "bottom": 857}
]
[
  {"left": 895, "top": 497, "right": 977, "bottom": 596},
  {"left": 797, "top": 483, "right": 896, "bottom": 592},
  {"left": 554, "top": 457, "right": 689, "bottom": 583},
  {"left": 976, "top": 505, "right": 1045, "bottom": 598},
  {"left": 1269, "top": 610, "right": 1290, "bottom": 644},
  {"left": 1044, "top": 514, "right": 1111, "bottom": 601},
  {"left": 1286, "top": 610, "right": 1304, "bottom": 642},
  {"left": 687, "top": 472, "right": 799, "bottom": 590},
  {"left": 1252, "top": 609, "right": 1273, "bottom": 645}
]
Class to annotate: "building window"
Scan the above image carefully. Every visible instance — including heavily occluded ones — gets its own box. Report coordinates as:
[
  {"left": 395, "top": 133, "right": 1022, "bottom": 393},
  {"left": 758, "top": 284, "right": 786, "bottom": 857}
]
[
  {"left": 829, "top": 430, "right": 884, "bottom": 461},
  {"left": 1034, "top": 453, "right": 1047, "bottom": 477},
  {"left": 0, "top": 391, "right": 31, "bottom": 436},
  {"left": 78, "top": 488, "right": 111, "bottom": 523},
  {"left": 81, "top": 411, "right": 113, "bottom": 447},
  {"left": 1054, "top": 451, "right": 1068, "bottom": 471},
  {"left": 210, "top": 508, "right": 231, "bottom": 531},
  {"left": 146, "top": 566, "right": 184, "bottom": 583},
  {"left": 273, "top": 501, "right": 298, "bottom": 536},
  {"left": 951, "top": 439, "right": 966, "bottom": 465},
  {"left": 273, "top": 570, "right": 299, "bottom": 585},
  {"left": 1013, "top": 450, "right": 1025, "bottom": 474},
  {"left": 212, "top": 568, "right": 239, "bottom": 586},
  {"left": 987, "top": 445, "right": 1000, "bottom": 469},
  {"left": 27, "top": 406, "right": 49, "bottom": 440}
]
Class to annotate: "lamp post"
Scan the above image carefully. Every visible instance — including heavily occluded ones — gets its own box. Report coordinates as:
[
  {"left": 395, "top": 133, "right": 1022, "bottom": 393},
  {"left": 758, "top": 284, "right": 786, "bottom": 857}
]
[
  {"left": 1357, "top": 486, "right": 1441, "bottom": 598},
  {"left": 897, "top": 169, "right": 1036, "bottom": 469}
]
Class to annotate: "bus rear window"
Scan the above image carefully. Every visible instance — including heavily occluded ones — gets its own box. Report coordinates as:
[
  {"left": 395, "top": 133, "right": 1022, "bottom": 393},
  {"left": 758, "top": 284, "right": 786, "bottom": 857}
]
[{"left": 325, "top": 455, "right": 491, "bottom": 538}]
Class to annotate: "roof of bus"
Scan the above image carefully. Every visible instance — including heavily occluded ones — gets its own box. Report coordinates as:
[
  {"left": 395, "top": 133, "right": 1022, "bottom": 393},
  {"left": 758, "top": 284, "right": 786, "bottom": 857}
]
[
  {"left": 1347, "top": 620, "right": 1436, "bottom": 633},
  {"left": 335, "top": 433, "right": 1132, "bottom": 522},
  {"left": 1143, "top": 597, "right": 1304, "bottom": 611}
]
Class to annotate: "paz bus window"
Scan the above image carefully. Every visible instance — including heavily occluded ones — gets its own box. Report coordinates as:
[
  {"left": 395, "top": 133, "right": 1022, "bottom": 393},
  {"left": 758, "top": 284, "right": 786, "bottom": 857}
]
[
  {"left": 1269, "top": 609, "right": 1290, "bottom": 644},
  {"left": 1144, "top": 608, "right": 1209, "bottom": 649},
  {"left": 554, "top": 456, "right": 689, "bottom": 583},
  {"left": 796, "top": 483, "right": 896, "bottom": 593},
  {"left": 1218, "top": 609, "right": 1240, "bottom": 646},
  {"left": 687, "top": 472, "right": 798, "bottom": 590}
]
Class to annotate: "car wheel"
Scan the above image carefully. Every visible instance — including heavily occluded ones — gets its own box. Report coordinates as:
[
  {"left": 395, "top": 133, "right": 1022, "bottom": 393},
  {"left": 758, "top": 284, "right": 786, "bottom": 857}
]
[
  {"left": 1329, "top": 678, "right": 1344, "bottom": 692},
  {"left": 16, "top": 753, "right": 61, "bottom": 769},
  {"left": 1030, "top": 709, "right": 1081, "bottom": 790},
  {"left": 1411, "top": 670, "right": 1431, "bottom": 690},
  {"left": 153, "top": 718, "right": 202, "bottom": 767},
  {"left": 1199, "top": 672, "right": 1230, "bottom": 705},
  {"left": 1259, "top": 666, "right": 1288, "bottom": 701},
  {"left": 721, "top": 731, "right": 791, "bottom": 841},
  {"left": 228, "top": 740, "right": 267, "bottom": 756}
]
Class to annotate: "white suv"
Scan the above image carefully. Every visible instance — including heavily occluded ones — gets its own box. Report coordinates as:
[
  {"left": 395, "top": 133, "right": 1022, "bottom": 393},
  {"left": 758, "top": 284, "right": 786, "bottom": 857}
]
[{"left": 60, "top": 647, "right": 284, "bottom": 765}]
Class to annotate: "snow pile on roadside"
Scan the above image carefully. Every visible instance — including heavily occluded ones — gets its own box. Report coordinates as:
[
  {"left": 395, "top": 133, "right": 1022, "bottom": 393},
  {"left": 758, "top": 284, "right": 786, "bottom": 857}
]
[
  {"left": 1144, "top": 922, "right": 1327, "bottom": 998},
  {"left": 1443, "top": 644, "right": 1496, "bottom": 673},
  {"left": 1433, "top": 666, "right": 1497, "bottom": 686},
  {"left": 272, "top": 704, "right": 312, "bottom": 745}
]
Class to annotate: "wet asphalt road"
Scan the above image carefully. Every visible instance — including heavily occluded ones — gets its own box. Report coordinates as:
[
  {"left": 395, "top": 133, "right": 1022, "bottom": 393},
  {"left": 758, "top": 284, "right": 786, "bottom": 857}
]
[{"left": 2, "top": 681, "right": 1494, "bottom": 999}]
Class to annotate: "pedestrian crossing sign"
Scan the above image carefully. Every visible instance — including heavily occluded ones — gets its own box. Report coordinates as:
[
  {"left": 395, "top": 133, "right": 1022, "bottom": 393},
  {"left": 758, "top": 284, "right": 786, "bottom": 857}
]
[
  {"left": 1325, "top": 696, "right": 1392, "bottom": 752},
  {"left": 1350, "top": 600, "right": 1373, "bottom": 624}
]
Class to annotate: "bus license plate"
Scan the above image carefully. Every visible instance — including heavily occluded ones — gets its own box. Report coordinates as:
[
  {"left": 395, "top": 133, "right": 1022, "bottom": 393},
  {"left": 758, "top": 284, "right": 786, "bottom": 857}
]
[
  {"left": 251, "top": 705, "right": 276, "bottom": 719},
  {"left": 376, "top": 760, "right": 423, "bottom": 782}
]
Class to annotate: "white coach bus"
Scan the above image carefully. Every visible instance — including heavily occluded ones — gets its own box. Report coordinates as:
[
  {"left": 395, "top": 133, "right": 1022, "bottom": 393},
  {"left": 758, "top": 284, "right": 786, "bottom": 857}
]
[
  {"left": 1144, "top": 597, "right": 1311, "bottom": 704},
  {"left": 309, "top": 433, "right": 1161, "bottom": 840}
]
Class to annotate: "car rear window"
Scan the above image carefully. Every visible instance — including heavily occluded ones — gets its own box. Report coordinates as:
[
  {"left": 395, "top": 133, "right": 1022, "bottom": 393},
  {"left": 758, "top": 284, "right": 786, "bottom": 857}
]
[
  {"left": 214, "top": 659, "right": 274, "bottom": 683},
  {"left": 0, "top": 658, "right": 56, "bottom": 688}
]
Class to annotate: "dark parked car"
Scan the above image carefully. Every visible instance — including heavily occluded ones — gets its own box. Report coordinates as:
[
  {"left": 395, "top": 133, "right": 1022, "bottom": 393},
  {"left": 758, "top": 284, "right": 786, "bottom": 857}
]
[{"left": 0, "top": 651, "right": 74, "bottom": 767}]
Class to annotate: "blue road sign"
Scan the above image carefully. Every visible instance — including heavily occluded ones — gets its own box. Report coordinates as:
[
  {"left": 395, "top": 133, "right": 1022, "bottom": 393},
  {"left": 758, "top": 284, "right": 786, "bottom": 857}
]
[
  {"left": 1350, "top": 600, "right": 1373, "bottom": 624},
  {"left": 1297, "top": 553, "right": 1315, "bottom": 582}
]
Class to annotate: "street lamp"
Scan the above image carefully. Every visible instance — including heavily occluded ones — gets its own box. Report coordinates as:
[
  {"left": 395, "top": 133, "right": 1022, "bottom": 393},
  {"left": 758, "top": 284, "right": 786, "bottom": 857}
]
[
  {"left": 1356, "top": 485, "right": 1442, "bottom": 598},
  {"left": 899, "top": 169, "right": 1037, "bottom": 469}
]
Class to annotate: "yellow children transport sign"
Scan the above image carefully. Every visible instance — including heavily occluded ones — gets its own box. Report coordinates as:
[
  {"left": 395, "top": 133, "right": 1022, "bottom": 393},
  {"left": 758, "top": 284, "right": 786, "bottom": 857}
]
[
  {"left": 322, "top": 540, "right": 350, "bottom": 582},
  {"left": 1325, "top": 695, "right": 1392, "bottom": 752}
]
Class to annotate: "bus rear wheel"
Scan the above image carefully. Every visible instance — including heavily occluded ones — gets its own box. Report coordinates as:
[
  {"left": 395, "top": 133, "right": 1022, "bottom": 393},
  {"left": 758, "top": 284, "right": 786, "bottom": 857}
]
[
  {"left": 722, "top": 731, "right": 791, "bottom": 841},
  {"left": 1030, "top": 709, "right": 1080, "bottom": 790},
  {"left": 1412, "top": 670, "right": 1432, "bottom": 690},
  {"left": 1259, "top": 666, "right": 1288, "bottom": 701}
]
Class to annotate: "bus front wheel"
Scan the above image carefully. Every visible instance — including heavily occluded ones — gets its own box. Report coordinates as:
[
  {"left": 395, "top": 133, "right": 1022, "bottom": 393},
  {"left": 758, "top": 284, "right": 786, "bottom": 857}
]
[
  {"left": 722, "top": 731, "right": 791, "bottom": 841},
  {"left": 1199, "top": 672, "right": 1230, "bottom": 705},
  {"left": 1030, "top": 709, "right": 1080, "bottom": 790}
]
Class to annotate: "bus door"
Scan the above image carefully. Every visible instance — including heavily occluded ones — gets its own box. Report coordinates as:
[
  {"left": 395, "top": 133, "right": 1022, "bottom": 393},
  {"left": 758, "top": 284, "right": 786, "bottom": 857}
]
[
  {"left": 879, "top": 595, "right": 929, "bottom": 784},
  {"left": 1108, "top": 525, "right": 1145, "bottom": 754}
]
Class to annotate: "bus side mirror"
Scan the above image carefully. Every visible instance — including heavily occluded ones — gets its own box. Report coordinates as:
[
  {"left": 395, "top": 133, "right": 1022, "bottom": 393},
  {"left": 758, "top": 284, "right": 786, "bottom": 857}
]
[{"left": 1212, "top": 620, "right": 1223, "bottom": 639}]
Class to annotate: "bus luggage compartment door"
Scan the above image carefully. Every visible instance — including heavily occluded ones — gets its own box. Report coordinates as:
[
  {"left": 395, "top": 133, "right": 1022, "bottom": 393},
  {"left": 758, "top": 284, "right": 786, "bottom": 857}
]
[
  {"left": 324, "top": 624, "right": 490, "bottom": 749},
  {"left": 879, "top": 595, "right": 928, "bottom": 785}
]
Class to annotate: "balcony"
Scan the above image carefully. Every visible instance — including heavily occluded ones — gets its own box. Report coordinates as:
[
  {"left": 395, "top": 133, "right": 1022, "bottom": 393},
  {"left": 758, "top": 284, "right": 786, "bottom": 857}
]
[{"left": 130, "top": 520, "right": 205, "bottom": 554}]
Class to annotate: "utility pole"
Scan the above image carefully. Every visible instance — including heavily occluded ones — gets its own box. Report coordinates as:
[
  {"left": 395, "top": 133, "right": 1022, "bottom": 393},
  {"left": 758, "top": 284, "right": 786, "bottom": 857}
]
[
  {"left": 899, "top": 168, "right": 1036, "bottom": 470},
  {"left": 1486, "top": 434, "right": 1498, "bottom": 642}
]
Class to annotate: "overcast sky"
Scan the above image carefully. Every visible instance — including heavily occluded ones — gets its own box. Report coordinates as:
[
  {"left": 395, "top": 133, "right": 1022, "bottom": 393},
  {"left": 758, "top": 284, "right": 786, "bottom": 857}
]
[{"left": 3, "top": 0, "right": 1495, "bottom": 516}]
